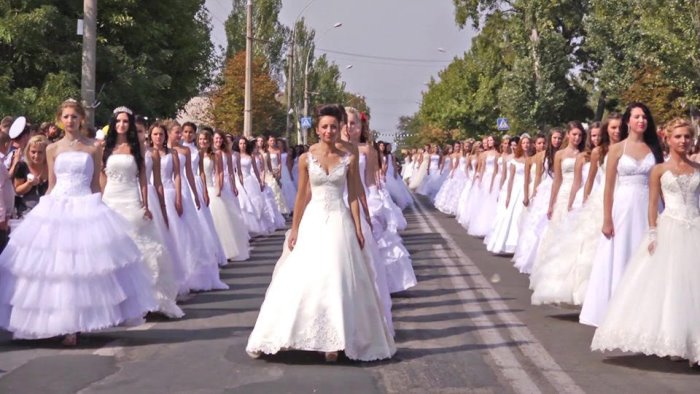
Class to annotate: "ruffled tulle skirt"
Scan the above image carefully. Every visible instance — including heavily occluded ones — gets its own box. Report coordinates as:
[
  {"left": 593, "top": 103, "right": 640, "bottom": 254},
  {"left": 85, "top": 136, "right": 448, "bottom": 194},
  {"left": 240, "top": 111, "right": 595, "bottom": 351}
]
[
  {"left": 236, "top": 176, "right": 274, "bottom": 236},
  {"left": 591, "top": 213, "right": 700, "bottom": 364},
  {"left": 468, "top": 171, "right": 500, "bottom": 237},
  {"left": 435, "top": 171, "right": 467, "bottom": 215},
  {"left": 378, "top": 187, "right": 407, "bottom": 232},
  {"left": 408, "top": 163, "right": 428, "bottom": 190},
  {"left": 0, "top": 193, "right": 157, "bottom": 339},
  {"left": 384, "top": 174, "right": 412, "bottom": 210},
  {"left": 512, "top": 177, "right": 552, "bottom": 274},
  {"left": 192, "top": 179, "right": 227, "bottom": 267},
  {"left": 456, "top": 180, "right": 476, "bottom": 229},
  {"left": 246, "top": 201, "right": 396, "bottom": 361}
]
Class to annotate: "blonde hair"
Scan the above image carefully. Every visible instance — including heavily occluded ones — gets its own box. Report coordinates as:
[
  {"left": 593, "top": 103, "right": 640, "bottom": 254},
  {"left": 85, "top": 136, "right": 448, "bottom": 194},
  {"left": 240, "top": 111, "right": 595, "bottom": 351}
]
[
  {"left": 470, "top": 141, "right": 482, "bottom": 155},
  {"left": 55, "top": 99, "right": 87, "bottom": 134},
  {"left": 23, "top": 135, "right": 49, "bottom": 161},
  {"left": 664, "top": 118, "right": 695, "bottom": 138}
]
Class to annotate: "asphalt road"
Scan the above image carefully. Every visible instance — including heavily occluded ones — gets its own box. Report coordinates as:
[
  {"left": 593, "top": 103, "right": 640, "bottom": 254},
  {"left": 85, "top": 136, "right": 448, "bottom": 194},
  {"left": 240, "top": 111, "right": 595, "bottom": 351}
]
[{"left": 0, "top": 195, "right": 697, "bottom": 393}]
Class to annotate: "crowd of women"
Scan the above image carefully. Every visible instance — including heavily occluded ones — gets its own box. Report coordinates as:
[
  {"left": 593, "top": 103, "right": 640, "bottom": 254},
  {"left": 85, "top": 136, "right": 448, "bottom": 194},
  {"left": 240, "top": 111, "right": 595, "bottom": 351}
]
[
  {"left": 405, "top": 102, "right": 700, "bottom": 367},
  {"left": 0, "top": 100, "right": 416, "bottom": 363}
]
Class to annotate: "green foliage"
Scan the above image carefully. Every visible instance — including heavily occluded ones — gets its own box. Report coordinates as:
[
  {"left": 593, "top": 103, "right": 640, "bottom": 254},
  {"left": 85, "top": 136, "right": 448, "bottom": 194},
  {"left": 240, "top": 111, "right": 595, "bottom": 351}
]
[{"left": 0, "top": 0, "right": 214, "bottom": 124}]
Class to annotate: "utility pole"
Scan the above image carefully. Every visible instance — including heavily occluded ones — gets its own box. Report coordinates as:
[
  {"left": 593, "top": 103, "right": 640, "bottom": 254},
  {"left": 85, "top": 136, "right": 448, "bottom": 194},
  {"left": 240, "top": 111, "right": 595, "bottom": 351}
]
[
  {"left": 286, "top": 40, "right": 294, "bottom": 143},
  {"left": 81, "top": 0, "right": 97, "bottom": 128},
  {"left": 243, "top": 0, "right": 253, "bottom": 138}
]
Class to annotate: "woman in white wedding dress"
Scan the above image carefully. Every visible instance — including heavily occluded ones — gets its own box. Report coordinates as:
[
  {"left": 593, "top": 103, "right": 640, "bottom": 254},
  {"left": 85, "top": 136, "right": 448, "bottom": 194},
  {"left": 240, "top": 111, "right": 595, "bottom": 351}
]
[
  {"left": 198, "top": 130, "right": 250, "bottom": 262},
  {"left": 592, "top": 118, "right": 700, "bottom": 366},
  {"left": 246, "top": 104, "right": 395, "bottom": 362},
  {"left": 580, "top": 102, "right": 664, "bottom": 327},
  {"left": 0, "top": 100, "right": 156, "bottom": 345},
  {"left": 101, "top": 107, "right": 183, "bottom": 318}
]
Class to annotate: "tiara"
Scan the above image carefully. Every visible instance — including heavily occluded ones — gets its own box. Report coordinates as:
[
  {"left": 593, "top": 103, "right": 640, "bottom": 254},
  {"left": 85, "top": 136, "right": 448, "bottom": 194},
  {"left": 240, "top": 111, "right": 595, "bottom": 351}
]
[
  {"left": 64, "top": 98, "right": 78, "bottom": 104},
  {"left": 113, "top": 106, "right": 133, "bottom": 115},
  {"left": 520, "top": 133, "right": 532, "bottom": 139}
]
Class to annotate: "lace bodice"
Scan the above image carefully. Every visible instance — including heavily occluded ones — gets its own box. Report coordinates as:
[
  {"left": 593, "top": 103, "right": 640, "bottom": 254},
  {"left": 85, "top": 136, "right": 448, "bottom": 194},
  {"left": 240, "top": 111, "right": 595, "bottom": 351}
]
[
  {"left": 660, "top": 170, "right": 700, "bottom": 220},
  {"left": 52, "top": 151, "right": 93, "bottom": 197},
  {"left": 617, "top": 153, "right": 655, "bottom": 187},
  {"left": 160, "top": 153, "right": 175, "bottom": 189},
  {"left": 203, "top": 156, "right": 216, "bottom": 188},
  {"left": 103, "top": 155, "right": 140, "bottom": 203},
  {"left": 307, "top": 154, "right": 350, "bottom": 213}
]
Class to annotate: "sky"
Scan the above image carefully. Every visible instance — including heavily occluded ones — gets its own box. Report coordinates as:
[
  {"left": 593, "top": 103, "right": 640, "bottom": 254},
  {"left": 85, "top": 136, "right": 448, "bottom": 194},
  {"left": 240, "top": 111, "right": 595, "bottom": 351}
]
[{"left": 205, "top": 0, "right": 476, "bottom": 141}]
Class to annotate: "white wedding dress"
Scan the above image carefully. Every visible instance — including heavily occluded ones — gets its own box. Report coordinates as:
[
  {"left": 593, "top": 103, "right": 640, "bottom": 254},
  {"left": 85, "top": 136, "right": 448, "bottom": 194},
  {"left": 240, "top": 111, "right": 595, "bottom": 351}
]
[
  {"left": 592, "top": 169, "right": 700, "bottom": 364},
  {"left": 246, "top": 153, "right": 396, "bottom": 361},
  {"left": 102, "top": 154, "right": 183, "bottom": 318},
  {"left": 0, "top": 151, "right": 156, "bottom": 338}
]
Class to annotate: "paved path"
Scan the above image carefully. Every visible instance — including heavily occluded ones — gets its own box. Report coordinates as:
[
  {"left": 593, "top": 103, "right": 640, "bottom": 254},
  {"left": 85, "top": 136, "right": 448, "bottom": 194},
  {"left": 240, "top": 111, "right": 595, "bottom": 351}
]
[{"left": 0, "top": 196, "right": 697, "bottom": 393}]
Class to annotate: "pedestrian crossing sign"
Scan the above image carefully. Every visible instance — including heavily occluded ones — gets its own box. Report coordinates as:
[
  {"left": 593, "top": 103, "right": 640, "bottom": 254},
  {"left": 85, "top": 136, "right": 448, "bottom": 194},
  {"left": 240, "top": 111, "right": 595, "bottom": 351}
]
[
  {"left": 497, "top": 117, "right": 510, "bottom": 131},
  {"left": 301, "top": 116, "right": 313, "bottom": 129}
]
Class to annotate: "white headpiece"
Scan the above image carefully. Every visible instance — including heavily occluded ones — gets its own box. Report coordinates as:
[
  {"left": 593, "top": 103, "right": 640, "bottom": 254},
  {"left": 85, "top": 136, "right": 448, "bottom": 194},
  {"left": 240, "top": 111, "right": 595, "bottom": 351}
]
[{"left": 112, "top": 106, "right": 133, "bottom": 115}]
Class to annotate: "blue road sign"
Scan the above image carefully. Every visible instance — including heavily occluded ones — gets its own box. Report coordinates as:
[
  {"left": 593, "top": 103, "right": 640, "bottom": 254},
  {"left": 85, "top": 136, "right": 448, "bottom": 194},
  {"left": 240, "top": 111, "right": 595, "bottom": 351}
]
[
  {"left": 497, "top": 117, "right": 510, "bottom": 131},
  {"left": 301, "top": 116, "right": 313, "bottom": 129}
]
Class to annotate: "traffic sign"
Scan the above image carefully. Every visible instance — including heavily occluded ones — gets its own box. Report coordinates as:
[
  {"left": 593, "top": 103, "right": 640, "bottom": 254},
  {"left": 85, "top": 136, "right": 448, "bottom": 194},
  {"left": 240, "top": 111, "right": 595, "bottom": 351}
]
[
  {"left": 497, "top": 117, "right": 510, "bottom": 131},
  {"left": 300, "top": 116, "right": 313, "bottom": 129}
]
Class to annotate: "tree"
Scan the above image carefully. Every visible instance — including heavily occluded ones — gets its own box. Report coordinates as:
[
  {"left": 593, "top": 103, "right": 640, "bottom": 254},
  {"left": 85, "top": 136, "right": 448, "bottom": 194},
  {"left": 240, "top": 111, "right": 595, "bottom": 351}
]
[
  {"left": 212, "top": 51, "right": 285, "bottom": 135},
  {"left": 0, "top": 1, "right": 215, "bottom": 124},
  {"left": 308, "top": 54, "right": 346, "bottom": 110},
  {"left": 225, "top": 0, "right": 288, "bottom": 78}
]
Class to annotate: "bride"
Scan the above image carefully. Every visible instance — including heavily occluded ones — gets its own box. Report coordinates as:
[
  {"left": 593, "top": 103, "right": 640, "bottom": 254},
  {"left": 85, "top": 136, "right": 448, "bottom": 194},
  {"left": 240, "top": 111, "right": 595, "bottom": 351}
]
[{"left": 246, "top": 104, "right": 396, "bottom": 362}]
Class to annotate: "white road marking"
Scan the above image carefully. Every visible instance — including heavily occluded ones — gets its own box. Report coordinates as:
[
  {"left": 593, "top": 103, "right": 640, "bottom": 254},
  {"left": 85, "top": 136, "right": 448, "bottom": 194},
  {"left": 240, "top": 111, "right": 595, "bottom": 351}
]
[{"left": 412, "top": 197, "right": 584, "bottom": 394}]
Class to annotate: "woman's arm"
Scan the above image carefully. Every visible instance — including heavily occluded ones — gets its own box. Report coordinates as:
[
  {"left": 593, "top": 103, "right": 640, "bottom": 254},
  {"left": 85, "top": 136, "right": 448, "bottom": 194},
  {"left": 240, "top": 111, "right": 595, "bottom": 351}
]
[
  {"left": 151, "top": 150, "right": 168, "bottom": 226},
  {"left": 91, "top": 148, "right": 103, "bottom": 193},
  {"left": 215, "top": 153, "right": 224, "bottom": 196},
  {"left": 523, "top": 158, "right": 532, "bottom": 205},
  {"left": 251, "top": 154, "right": 265, "bottom": 191},
  {"left": 547, "top": 151, "right": 564, "bottom": 220},
  {"left": 172, "top": 151, "right": 183, "bottom": 216},
  {"left": 505, "top": 163, "right": 516, "bottom": 208},
  {"left": 489, "top": 154, "right": 499, "bottom": 192},
  {"left": 288, "top": 154, "right": 310, "bottom": 250},
  {"left": 646, "top": 164, "right": 663, "bottom": 254},
  {"left": 567, "top": 153, "right": 586, "bottom": 210},
  {"left": 601, "top": 144, "right": 622, "bottom": 239},
  {"left": 583, "top": 148, "right": 601, "bottom": 202},
  {"left": 199, "top": 151, "right": 210, "bottom": 206},
  {"left": 346, "top": 152, "right": 365, "bottom": 249}
]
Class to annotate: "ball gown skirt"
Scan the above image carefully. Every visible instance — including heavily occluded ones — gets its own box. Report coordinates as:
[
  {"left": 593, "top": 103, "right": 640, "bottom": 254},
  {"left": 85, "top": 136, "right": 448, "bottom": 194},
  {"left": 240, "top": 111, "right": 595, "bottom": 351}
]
[
  {"left": 486, "top": 165, "right": 525, "bottom": 255},
  {"left": 0, "top": 151, "right": 156, "bottom": 339},
  {"left": 235, "top": 176, "right": 271, "bottom": 236},
  {"left": 455, "top": 178, "right": 477, "bottom": 229},
  {"left": 401, "top": 160, "right": 413, "bottom": 182},
  {"left": 378, "top": 185, "right": 407, "bottom": 232},
  {"left": 246, "top": 156, "right": 396, "bottom": 361},
  {"left": 264, "top": 172, "right": 290, "bottom": 216},
  {"left": 408, "top": 160, "right": 428, "bottom": 190},
  {"left": 384, "top": 173, "right": 412, "bottom": 210},
  {"left": 468, "top": 169, "right": 500, "bottom": 237},
  {"left": 103, "top": 155, "right": 183, "bottom": 318},
  {"left": 591, "top": 171, "right": 700, "bottom": 364},
  {"left": 484, "top": 167, "right": 509, "bottom": 246},
  {"left": 512, "top": 176, "right": 553, "bottom": 274},
  {"left": 434, "top": 166, "right": 464, "bottom": 215}
]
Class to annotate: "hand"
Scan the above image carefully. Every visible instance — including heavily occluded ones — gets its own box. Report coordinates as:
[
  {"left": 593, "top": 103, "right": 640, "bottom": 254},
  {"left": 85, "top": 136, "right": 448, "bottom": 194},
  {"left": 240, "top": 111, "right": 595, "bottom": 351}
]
[
  {"left": 216, "top": 188, "right": 221, "bottom": 197},
  {"left": 175, "top": 199, "right": 183, "bottom": 216},
  {"left": 522, "top": 198, "right": 529, "bottom": 207},
  {"left": 0, "top": 220, "right": 8, "bottom": 231},
  {"left": 601, "top": 220, "right": 614, "bottom": 239},
  {"left": 355, "top": 228, "right": 365, "bottom": 250},
  {"left": 259, "top": 182, "right": 265, "bottom": 192},
  {"left": 232, "top": 185, "right": 239, "bottom": 196},
  {"left": 288, "top": 229, "right": 298, "bottom": 251},
  {"left": 647, "top": 240, "right": 657, "bottom": 255},
  {"left": 143, "top": 208, "right": 153, "bottom": 220},
  {"left": 204, "top": 193, "right": 210, "bottom": 206},
  {"left": 194, "top": 198, "right": 201, "bottom": 210},
  {"left": 505, "top": 197, "right": 510, "bottom": 208},
  {"left": 546, "top": 207, "right": 553, "bottom": 220}
]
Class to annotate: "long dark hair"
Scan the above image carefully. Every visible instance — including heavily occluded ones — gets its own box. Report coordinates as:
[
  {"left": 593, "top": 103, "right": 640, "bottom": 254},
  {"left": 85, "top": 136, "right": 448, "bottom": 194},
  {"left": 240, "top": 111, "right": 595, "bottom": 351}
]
[
  {"left": 233, "top": 137, "right": 255, "bottom": 155},
  {"left": 597, "top": 113, "right": 621, "bottom": 165},
  {"left": 213, "top": 131, "right": 230, "bottom": 153},
  {"left": 104, "top": 109, "right": 144, "bottom": 175},
  {"left": 545, "top": 128, "right": 563, "bottom": 176},
  {"left": 620, "top": 102, "right": 664, "bottom": 163}
]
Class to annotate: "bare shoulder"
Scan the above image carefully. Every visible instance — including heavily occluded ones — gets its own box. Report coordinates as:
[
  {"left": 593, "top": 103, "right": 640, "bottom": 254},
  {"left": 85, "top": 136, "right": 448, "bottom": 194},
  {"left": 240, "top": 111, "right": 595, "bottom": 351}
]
[
  {"left": 650, "top": 162, "right": 667, "bottom": 178},
  {"left": 608, "top": 141, "right": 624, "bottom": 155}
]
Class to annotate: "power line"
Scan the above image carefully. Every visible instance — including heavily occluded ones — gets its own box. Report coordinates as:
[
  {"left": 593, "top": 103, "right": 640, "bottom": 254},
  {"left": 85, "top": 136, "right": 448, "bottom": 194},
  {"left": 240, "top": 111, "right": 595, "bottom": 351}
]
[{"left": 317, "top": 47, "right": 452, "bottom": 63}]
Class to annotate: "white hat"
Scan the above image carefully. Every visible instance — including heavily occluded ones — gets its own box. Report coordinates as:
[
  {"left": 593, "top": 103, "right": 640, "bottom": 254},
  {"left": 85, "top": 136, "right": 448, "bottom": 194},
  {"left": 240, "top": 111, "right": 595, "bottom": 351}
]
[{"left": 9, "top": 116, "right": 26, "bottom": 139}]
